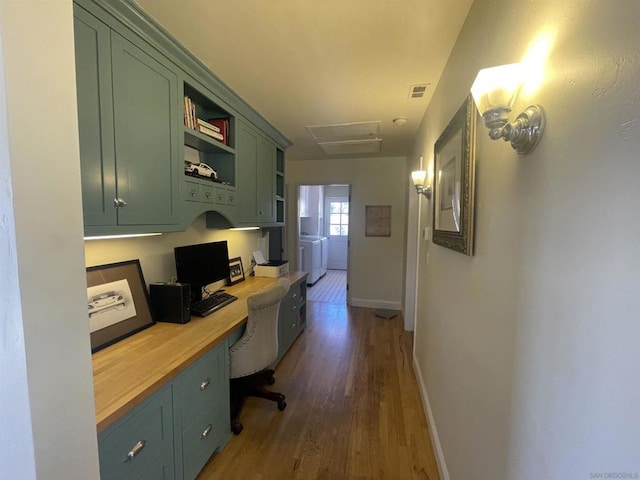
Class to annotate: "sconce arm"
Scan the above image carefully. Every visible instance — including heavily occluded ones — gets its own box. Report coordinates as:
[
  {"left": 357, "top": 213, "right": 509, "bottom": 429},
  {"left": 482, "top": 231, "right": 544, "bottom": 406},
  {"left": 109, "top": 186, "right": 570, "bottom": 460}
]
[{"left": 485, "top": 104, "right": 545, "bottom": 155}]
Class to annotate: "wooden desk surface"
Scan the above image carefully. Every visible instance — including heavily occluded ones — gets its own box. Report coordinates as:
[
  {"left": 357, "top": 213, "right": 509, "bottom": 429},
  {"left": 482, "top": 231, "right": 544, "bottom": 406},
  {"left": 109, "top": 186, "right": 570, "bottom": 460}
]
[{"left": 92, "top": 272, "right": 307, "bottom": 433}]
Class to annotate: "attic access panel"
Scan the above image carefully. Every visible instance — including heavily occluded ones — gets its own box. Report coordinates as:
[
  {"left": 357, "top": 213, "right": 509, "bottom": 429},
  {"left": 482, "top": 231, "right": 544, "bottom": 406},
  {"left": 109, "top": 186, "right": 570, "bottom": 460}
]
[
  {"left": 306, "top": 121, "right": 381, "bottom": 141},
  {"left": 317, "top": 138, "right": 382, "bottom": 156}
]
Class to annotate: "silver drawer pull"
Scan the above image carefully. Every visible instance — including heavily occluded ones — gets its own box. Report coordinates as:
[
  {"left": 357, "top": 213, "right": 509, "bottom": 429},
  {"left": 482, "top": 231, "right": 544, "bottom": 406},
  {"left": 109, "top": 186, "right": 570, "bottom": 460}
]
[
  {"left": 201, "top": 424, "right": 213, "bottom": 439},
  {"left": 200, "top": 378, "right": 211, "bottom": 390},
  {"left": 113, "top": 198, "right": 127, "bottom": 208},
  {"left": 190, "top": 190, "right": 197, "bottom": 197},
  {"left": 292, "top": 293, "right": 297, "bottom": 299},
  {"left": 124, "top": 440, "right": 145, "bottom": 462},
  {"left": 205, "top": 192, "right": 211, "bottom": 198}
]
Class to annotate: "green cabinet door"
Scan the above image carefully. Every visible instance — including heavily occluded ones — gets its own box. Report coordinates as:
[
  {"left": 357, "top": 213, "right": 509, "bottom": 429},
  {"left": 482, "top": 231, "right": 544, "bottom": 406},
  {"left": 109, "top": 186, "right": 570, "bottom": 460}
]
[
  {"left": 237, "top": 120, "right": 276, "bottom": 225},
  {"left": 74, "top": 7, "right": 117, "bottom": 226},
  {"left": 111, "top": 32, "right": 180, "bottom": 226},
  {"left": 237, "top": 122, "right": 259, "bottom": 224},
  {"left": 257, "top": 135, "right": 276, "bottom": 224}
]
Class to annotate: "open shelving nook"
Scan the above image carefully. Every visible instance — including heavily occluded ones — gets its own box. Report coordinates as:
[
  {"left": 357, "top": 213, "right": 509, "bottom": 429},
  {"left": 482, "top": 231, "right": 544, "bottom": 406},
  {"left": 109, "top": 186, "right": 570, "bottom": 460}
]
[{"left": 183, "top": 81, "right": 236, "bottom": 188}]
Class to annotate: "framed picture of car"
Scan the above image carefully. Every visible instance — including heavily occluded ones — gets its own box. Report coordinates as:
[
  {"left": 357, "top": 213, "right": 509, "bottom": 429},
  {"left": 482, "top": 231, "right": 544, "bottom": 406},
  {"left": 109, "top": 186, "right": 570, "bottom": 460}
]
[{"left": 86, "top": 259, "right": 154, "bottom": 353}]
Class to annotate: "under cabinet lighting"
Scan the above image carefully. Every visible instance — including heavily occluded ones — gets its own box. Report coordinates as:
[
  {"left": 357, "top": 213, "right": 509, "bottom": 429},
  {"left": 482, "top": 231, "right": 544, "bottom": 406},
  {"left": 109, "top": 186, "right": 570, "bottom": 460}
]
[
  {"left": 84, "top": 233, "right": 162, "bottom": 241},
  {"left": 229, "top": 227, "right": 260, "bottom": 231}
]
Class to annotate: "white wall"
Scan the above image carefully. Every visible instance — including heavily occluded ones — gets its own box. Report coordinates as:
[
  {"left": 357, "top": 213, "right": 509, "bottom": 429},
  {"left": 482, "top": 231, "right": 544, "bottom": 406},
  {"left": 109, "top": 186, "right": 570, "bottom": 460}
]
[
  {"left": 288, "top": 156, "right": 407, "bottom": 310},
  {"left": 0, "top": 1, "right": 100, "bottom": 478},
  {"left": 412, "top": 1, "right": 640, "bottom": 479},
  {"left": 85, "top": 214, "right": 263, "bottom": 285}
]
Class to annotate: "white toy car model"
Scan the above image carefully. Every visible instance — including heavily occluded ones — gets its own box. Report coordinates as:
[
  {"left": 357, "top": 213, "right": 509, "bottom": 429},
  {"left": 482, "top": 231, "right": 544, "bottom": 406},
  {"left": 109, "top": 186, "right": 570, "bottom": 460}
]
[{"left": 185, "top": 162, "right": 218, "bottom": 179}]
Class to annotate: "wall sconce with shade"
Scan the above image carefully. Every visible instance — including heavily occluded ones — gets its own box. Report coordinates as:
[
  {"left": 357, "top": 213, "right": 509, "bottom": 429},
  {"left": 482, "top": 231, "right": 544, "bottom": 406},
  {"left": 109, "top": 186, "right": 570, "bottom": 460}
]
[
  {"left": 470, "top": 63, "right": 545, "bottom": 154},
  {"left": 411, "top": 163, "right": 433, "bottom": 199}
]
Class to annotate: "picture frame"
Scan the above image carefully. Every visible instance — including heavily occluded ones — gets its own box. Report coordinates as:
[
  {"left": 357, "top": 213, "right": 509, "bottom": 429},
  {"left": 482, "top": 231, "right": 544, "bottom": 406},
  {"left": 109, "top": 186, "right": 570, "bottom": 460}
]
[
  {"left": 86, "top": 259, "right": 154, "bottom": 353},
  {"left": 433, "top": 95, "right": 477, "bottom": 255},
  {"left": 365, "top": 205, "right": 392, "bottom": 237},
  {"left": 228, "top": 256, "right": 245, "bottom": 285}
]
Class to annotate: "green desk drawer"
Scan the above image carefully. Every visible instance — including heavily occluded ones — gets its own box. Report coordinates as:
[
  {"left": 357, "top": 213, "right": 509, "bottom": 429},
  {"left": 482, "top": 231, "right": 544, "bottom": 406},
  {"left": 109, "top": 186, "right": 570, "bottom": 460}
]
[
  {"left": 178, "top": 342, "right": 226, "bottom": 427},
  {"left": 182, "top": 397, "right": 229, "bottom": 480},
  {"left": 98, "top": 386, "right": 173, "bottom": 480}
]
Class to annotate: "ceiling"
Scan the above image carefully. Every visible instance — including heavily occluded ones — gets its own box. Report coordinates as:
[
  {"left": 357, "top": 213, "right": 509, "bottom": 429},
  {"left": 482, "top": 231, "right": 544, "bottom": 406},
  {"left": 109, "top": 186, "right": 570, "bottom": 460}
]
[{"left": 135, "top": 0, "right": 474, "bottom": 161}]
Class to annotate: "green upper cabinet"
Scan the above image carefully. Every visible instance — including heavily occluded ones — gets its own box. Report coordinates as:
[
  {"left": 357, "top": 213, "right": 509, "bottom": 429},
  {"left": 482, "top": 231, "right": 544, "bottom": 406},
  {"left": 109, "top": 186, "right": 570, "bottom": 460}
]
[
  {"left": 237, "top": 120, "right": 278, "bottom": 226},
  {"left": 110, "top": 32, "right": 180, "bottom": 226},
  {"left": 74, "top": 8, "right": 116, "bottom": 226},
  {"left": 74, "top": 0, "right": 291, "bottom": 233},
  {"left": 74, "top": 6, "right": 181, "bottom": 234}
]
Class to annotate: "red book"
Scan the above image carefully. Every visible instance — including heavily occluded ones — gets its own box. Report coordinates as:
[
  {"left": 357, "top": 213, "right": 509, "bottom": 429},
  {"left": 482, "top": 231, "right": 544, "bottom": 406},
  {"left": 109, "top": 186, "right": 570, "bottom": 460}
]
[{"left": 207, "top": 118, "right": 229, "bottom": 145}]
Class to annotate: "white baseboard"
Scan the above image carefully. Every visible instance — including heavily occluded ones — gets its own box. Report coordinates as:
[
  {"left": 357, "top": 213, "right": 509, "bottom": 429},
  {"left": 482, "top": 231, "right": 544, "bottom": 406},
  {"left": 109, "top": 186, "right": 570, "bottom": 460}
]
[
  {"left": 349, "top": 298, "right": 402, "bottom": 310},
  {"left": 413, "top": 354, "right": 449, "bottom": 480}
]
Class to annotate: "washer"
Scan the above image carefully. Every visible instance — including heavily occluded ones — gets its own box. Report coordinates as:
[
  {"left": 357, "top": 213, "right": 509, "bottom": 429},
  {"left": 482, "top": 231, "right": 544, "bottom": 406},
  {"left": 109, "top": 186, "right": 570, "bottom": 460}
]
[{"left": 299, "top": 238, "right": 321, "bottom": 285}]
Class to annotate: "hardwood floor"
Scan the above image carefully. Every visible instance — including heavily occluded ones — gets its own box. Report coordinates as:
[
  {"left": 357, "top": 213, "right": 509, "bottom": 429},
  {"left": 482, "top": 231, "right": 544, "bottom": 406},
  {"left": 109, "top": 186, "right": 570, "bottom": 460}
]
[
  {"left": 307, "top": 269, "right": 347, "bottom": 304},
  {"left": 197, "top": 300, "right": 440, "bottom": 480}
]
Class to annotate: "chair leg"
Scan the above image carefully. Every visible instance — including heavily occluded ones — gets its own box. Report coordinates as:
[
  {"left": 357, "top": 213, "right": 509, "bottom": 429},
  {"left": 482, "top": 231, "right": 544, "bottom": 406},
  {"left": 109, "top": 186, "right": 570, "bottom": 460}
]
[
  {"left": 229, "top": 370, "right": 287, "bottom": 435},
  {"left": 229, "top": 379, "right": 247, "bottom": 435}
]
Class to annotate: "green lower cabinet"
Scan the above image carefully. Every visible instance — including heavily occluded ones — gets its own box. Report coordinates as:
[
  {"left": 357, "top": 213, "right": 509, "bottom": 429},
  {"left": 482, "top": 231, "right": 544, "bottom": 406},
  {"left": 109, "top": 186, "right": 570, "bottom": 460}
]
[
  {"left": 139, "top": 446, "right": 175, "bottom": 480},
  {"left": 97, "top": 386, "right": 174, "bottom": 480},
  {"left": 181, "top": 396, "right": 230, "bottom": 480},
  {"left": 273, "top": 279, "right": 306, "bottom": 367},
  {"left": 175, "top": 342, "right": 230, "bottom": 480},
  {"left": 97, "top": 343, "right": 231, "bottom": 480}
]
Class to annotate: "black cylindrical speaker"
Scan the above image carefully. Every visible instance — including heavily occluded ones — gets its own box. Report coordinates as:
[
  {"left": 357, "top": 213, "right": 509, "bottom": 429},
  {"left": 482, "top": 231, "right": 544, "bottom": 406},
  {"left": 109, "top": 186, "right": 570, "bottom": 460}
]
[{"left": 149, "top": 282, "right": 191, "bottom": 324}]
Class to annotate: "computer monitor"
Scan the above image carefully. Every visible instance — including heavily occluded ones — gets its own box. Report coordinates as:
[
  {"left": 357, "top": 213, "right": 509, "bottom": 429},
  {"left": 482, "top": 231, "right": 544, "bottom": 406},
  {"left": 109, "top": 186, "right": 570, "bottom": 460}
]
[{"left": 174, "top": 240, "right": 230, "bottom": 303}]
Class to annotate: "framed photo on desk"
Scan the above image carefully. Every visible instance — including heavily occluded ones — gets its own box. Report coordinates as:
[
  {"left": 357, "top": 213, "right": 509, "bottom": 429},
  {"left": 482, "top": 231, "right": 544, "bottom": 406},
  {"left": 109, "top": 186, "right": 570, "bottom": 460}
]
[{"left": 228, "top": 257, "right": 245, "bottom": 285}]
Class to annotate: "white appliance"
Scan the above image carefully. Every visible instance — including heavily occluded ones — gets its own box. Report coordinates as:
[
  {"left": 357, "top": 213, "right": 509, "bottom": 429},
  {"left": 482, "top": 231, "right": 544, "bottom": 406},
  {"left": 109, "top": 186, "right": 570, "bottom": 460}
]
[
  {"left": 301, "top": 235, "right": 328, "bottom": 279},
  {"left": 319, "top": 236, "right": 328, "bottom": 276},
  {"left": 299, "top": 237, "right": 322, "bottom": 285}
]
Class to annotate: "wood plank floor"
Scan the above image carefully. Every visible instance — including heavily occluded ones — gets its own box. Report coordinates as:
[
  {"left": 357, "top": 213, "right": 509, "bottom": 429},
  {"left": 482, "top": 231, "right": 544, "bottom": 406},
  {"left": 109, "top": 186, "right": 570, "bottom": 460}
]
[
  {"left": 197, "top": 301, "right": 440, "bottom": 480},
  {"left": 307, "top": 269, "right": 347, "bottom": 304}
]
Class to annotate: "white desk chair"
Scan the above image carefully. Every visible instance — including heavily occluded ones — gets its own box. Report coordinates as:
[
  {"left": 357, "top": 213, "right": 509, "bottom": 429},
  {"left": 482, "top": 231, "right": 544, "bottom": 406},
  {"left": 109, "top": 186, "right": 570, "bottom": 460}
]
[{"left": 229, "top": 277, "right": 290, "bottom": 434}]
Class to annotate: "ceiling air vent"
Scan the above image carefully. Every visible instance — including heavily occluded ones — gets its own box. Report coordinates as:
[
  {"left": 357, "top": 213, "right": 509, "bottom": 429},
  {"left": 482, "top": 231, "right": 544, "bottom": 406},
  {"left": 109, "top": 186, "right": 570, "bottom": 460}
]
[{"left": 409, "top": 84, "right": 430, "bottom": 99}]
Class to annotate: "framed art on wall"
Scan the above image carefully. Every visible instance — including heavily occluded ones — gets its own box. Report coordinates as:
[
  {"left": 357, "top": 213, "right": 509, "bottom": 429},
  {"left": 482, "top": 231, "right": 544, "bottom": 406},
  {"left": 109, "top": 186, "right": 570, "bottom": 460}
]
[
  {"left": 365, "top": 205, "right": 392, "bottom": 237},
  {"left": 86, "top": 259, "right": 154, "bottom": 353},
  {"left": 433, "top": 95, "right": 477, "bottom": 255}
]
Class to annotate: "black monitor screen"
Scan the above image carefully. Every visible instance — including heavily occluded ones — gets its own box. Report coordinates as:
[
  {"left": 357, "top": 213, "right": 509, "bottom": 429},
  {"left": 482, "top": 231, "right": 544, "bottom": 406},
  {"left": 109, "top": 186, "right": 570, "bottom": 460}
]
[{"left": 174, "top": 241, "right": 230, "bottom": 302}]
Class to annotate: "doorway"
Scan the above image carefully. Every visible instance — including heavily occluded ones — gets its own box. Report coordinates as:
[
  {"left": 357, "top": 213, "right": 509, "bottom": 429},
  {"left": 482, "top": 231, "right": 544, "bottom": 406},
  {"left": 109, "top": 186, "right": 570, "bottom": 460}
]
[{"left": 298, "top": 184, "right": 350, "bottom": 304}]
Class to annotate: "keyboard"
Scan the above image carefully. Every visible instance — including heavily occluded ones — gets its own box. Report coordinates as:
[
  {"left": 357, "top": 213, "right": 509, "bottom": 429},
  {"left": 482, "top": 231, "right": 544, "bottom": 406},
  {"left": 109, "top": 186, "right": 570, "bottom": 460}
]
[{"left": 191, "top": 291, "right": 237, "bottom": 317}]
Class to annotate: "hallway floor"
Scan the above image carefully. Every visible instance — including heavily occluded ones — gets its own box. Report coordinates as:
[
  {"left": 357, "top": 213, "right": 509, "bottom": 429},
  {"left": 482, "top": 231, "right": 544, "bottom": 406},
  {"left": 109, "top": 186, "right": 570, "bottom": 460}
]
[
  {"left": 198, "top": 300, "right": 440, "bottom": 480},
  {"left": 307, "top": 269, "right": 347, "bottom": 304}
]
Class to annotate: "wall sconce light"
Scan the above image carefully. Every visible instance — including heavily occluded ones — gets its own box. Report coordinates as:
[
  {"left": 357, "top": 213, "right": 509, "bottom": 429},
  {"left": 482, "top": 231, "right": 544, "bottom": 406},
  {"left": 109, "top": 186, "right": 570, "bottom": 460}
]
[
  {"left": 411, "top": 169, "right": 431, "bottom": 199},
  {"left": 470, "top": 63, "right": 545, "bottom": 155}
]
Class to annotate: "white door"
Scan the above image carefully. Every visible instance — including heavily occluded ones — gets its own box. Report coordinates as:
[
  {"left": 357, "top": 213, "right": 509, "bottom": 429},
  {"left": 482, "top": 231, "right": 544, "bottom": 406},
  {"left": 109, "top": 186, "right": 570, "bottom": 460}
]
[{"left": 324, "top": 196, "right": 349, "bottom": 270}]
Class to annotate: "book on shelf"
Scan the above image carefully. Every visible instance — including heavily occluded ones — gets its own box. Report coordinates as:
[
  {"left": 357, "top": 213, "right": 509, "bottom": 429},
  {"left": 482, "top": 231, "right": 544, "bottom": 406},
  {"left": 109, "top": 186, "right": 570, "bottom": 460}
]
[
  {"left": 183, "top": 96, "right": 197, "bottom": 129},
  {"left": 207, "top": 118, "right": 230, "bottom": 145},
  {"left": 198, "top": 125, "right": 225, "bottom": 142},
  {"left": 196, "top": 118, "right": 220, "bottom": 133}
]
